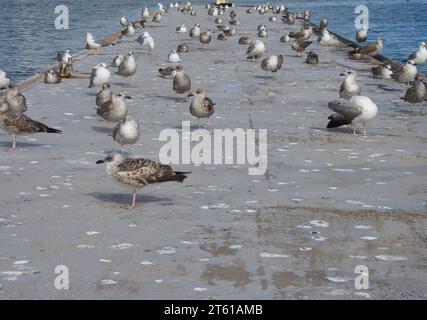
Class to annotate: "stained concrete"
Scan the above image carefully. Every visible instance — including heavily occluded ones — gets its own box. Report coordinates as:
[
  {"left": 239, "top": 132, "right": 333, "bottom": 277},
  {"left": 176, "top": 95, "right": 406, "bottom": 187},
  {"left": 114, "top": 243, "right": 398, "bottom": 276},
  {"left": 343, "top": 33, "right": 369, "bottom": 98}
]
[{"left": 0, "top": 6, "right": 426, "bottom": 299}]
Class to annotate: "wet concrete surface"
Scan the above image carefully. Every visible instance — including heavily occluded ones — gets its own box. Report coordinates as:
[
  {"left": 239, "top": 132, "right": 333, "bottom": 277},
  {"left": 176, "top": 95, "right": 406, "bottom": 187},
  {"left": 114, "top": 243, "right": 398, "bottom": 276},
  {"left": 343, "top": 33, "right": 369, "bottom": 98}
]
[{"left": 0, "top": 6, "right": 426, "bottom": 299}]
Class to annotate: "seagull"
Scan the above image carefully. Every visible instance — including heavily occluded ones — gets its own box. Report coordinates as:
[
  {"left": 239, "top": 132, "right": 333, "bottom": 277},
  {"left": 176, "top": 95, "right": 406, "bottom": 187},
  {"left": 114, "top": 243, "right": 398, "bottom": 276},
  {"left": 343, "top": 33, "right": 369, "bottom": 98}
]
[
  {"left": 339, "top": 70, "right": 361, "bottom": 100},
  {"left": 223, "top": 27, "right": 236, "bottom": 37},
  {"left": 320, "top": 17, "right": 328, "bottom": 30},
  {"left": 291, "top": 39, "right": 312, "bottom": 56},
  {"left": 168, "top": 50, "right": 182, "bottom": 63},
  {"left": 188, "top": 88, "right": 215, "bottom": 129},
  {"left": 261, "top": 55, "right": 284, "bottom": 78},
  {"left": 96, "top": 92, "right": 128, "bottom": 122},
  {"left": 157, "top": 3, "right": 165, "bottom": 13},
  {"left": 280, "top": 35, "right": 290, "bottom": 43},
  {"left": 124, "top": 23, "right": 136, "bottom": 37},
  {"left": 112, "top": 54, "right": 124, "bottom": 67},
  {"left": 355, "top": 26, "right": 369, "bottom": 43},
  {"left": 96, "top": 153, "right": 190, "bottom": 209},
  {"left": 44, "top": 70, "right": 61, "bottom": 84},
  {"left": 239, "top": 36, "right": 252, "bottom": 45},
  {"left": 136, "top": 31, "right": 155, "bottom": 54},
  {"left": 112, "top": 116, "right": 140, "bottom": 155},
  {"left": 120, "top": 16, "right": 128, "bottom": 27},
  {"left": 57, "top": 50, "right": 73, "bottom": 77},
  {"left": 89, "top": 63, "right": 111, "bottom": 88},
  {"left": 0, "top": 101, "right": 61, "bottom": 151},
  {"left": 3, "top": 84, "right": 27, "bottom": 113},
  {"left": 96, "top": 83, "right": 112, "bottom": 107},
  {"left": 269, "top": 16, "right": 277, "bottom": 22},
  {"left": 173, "top": 65, "right": 191, "bottom": 99},
  {"left": 177, "top": 43, "right": 189, "bottom": 53},
  {"left": 289, "top": 27, "right": 312, "bottom": 41},
  {"left": 246, "top": 39, "right": 265, "bottom": 60},
  {"left": 327, "top": 96, "right": 378, "bottom": 135},
  {"left": 407, "top": 42, "right": 427, "bottom": 66},
  {"left": 230, "top": 18, "right": 240, "bottom": 25},
  {"left": 305, "top": 51, "right": 319, "bottom": 64},
  {"left": 189, "top": 24, "right": 201, "bottom": 38},
  {"left": 358, "top": 37, "right": 384, "bottom": 60},
  {"left": 152, "top": 12, "right": 162, "bottom": 23},
  {"left": 117, "top": 51, "right": 137, "bottom": 87},
  {"left": 372, "top": 64, "right": 393, "bottom": 80},
  {"left": 218, "top": 33, "right": 227, "bottom": 41},
  {"left": 176, "top": 24, "right": 187, "bottom": 33},
  {"left": 0, "top": 69, "right": 11, "bottom": 89},
  {"left": 318, "top": 29, "right": 340, "bottom": 46},
  {"left": 158, "top": 66, "right": 177, "bottom": 78},
  {"left": 258, "top": 28, "right": 268, "bottom": 38},
  {"left": 401, "top": 74, "right": 426, "bottom": 113},
  {"left": 199, "top": 30, "right": 212, "bottom": 45},
  {"left": 85, "top": 33, "right": 101, "bottom": 53},
  {"left": 392, "top": 60, "right": 418, "bottom": 85},
  {"left": 142, "top": 6, "right": 150, "bottom": 19}
]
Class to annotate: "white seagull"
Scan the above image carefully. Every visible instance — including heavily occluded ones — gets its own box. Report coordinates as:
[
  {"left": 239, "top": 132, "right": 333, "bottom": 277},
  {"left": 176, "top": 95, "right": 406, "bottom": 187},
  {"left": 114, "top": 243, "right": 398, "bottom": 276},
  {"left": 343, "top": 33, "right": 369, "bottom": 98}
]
[
  {"left": 168, "top": 50, "right": 182, "bottom": 63},
  {"left": 88, "top": 63, "right": 111, "bottom": 88},
  {"left": 327, "top": 96, "right": 378, "bottom": 136},
  {"left": 136, "top": 31, "right": 155, "bottom": 54},
  {"left": 85, "top": 33, "right": 101, "bottom": 53},
  {"left": 0, "top": 69, "right": 11, "bottom": 89}
]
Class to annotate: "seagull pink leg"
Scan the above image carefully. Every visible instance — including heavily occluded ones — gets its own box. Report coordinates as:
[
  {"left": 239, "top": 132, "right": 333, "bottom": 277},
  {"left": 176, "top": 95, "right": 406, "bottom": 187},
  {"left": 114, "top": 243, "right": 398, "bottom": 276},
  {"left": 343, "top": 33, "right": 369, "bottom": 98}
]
[{"left": 6, "top": 134, "right": 17, "bottom": 152}]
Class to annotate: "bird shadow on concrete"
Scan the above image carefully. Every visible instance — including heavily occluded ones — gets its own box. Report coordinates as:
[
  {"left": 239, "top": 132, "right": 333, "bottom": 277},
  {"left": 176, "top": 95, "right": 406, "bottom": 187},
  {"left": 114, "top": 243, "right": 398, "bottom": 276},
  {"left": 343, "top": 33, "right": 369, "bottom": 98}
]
[
  {"left": 0, "top": 141, "right": 51, "bottom": 148},
  {"left": 253, "top": 75, "right": 276, "bottom": 80},
  {"left": 89, "top": 192, "right": 170, "bottom": 205},
  {"left": 91, "top": 126, "right": 112, "bottom": 134}
]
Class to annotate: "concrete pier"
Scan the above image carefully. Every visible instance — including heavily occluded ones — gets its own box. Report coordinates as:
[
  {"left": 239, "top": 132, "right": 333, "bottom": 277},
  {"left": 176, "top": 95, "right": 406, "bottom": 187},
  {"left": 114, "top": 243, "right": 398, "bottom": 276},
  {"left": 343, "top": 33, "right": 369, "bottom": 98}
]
[{"left": 0, "top": 6, "right": 425, "bottom": 299}]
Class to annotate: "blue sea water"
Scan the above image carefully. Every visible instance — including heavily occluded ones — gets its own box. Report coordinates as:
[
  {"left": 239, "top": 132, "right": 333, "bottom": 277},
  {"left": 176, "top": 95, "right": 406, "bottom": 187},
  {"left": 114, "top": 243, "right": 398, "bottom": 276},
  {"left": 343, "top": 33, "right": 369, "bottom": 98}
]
[{"left": 0, "top": 0, "right": 426, "bottom": 82}]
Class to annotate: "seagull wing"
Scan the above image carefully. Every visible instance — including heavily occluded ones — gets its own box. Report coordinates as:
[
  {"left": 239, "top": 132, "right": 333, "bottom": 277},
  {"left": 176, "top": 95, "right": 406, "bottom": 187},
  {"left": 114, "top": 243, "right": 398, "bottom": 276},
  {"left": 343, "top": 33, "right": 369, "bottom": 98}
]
[
  {"left": 3, "top": 113, "right": 61, "bottom": 134},
  {"left": 116, "top": 158, "right": 189, "bottom": 185},
  {"left": 328, "top": 100, "right": 362, "bottom": 120}
]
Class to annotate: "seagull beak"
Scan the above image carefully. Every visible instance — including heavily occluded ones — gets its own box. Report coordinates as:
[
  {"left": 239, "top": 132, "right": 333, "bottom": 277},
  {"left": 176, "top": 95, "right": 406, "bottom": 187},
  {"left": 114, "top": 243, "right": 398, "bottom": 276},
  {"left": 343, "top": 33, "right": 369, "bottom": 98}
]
[
  {"left": 96, "top": 160, "right": 105, "bottom": 164},
  {"left": 187, "top": 92, "right": 194, "bottom": 97},
  {"left": 339, "top": 73, "right": 346, "bottom": 76}
]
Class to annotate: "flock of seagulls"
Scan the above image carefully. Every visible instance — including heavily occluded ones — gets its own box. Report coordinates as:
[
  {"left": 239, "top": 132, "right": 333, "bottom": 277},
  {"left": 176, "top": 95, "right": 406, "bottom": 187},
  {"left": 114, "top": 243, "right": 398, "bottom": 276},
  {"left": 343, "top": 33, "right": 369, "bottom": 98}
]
[{"left": 0, "top": 2, "right": 426, "bottom": 208}]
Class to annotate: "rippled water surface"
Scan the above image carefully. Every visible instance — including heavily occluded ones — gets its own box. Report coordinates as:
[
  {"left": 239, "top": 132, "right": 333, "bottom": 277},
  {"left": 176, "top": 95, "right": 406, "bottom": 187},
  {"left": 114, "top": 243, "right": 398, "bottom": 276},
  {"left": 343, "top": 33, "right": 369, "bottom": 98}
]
[{"left": 0, "top": 0, "right": 426, "bottom": 82}]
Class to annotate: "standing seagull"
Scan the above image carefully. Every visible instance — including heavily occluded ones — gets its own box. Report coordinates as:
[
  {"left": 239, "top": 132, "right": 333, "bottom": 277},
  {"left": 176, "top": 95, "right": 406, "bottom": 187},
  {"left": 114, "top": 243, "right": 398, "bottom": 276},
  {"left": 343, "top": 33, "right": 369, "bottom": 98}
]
[
  {"left": 96, "top": 93, "right": 128, "bottom": 122},
  {"left": 246, "top": 39, "right": 265, "bottom": 60},
  {"left": 261, "top": 55, "right": 284, "bottom": 78},
  {"left": 112, "top": 116, "right": 140, "bottom": 155},
  {"left": 320, "top": 17, "right": 328, "bottom": 30},
  {"left": 57, "top": 50, "right": 73, "bottom": 77},
  {"left": 136, "top": 31, "right": 155, "bottom": 54},
  {"left": 0, "top": 102, "right": 61, "bottom": 151},
  {"left": 120, "top": 16, "right": 128, "bottom": 27},
  {"left": 142, "top": 6, "right": 150, "bottom": 19},
  {"left": 152, "top": 12, "right": 162, "bottom": 23},
  {"left": 407, "top": 42, "right": 427, "bottom": 66},
  {"left": 0, "top": 69, "right": 11, "bottom": 89},
  {"left": 291, "top": 39, "right": 312, "bottom": 56},
  {"left": 172, "top": 65, "right": 191, "bottom": 99},
  {"left": 188, "top": 88, "right": 215, "bottom": 130},
  {"left": 96, "top": 83, "right": 112, "bottom": 107},
  {"left": 117, "top": 51, "right": 137, "bottom": 87},
  {"left": 89, "top": 63, "right": 111, "bottom": 88},
  {"left": 327, "top": 96, "right": 378, "bottom": 135},
  {"left": 401, "top": 74, "right": 426, "bottom": 113},
  {"left": 96, "top": 153, "right": 190, "bottom": 209},
  {"left": 355, "top": 26, "right": 369, "bottom": 43},
  {"left": 3, "top": 84, "right": 27, "bottom": 113},
  {"left": 339, "top": 70, "right": 361, "bottom": 100},
  {"left": 85, "top": 33, "right": 101, "bottom": 53}
]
